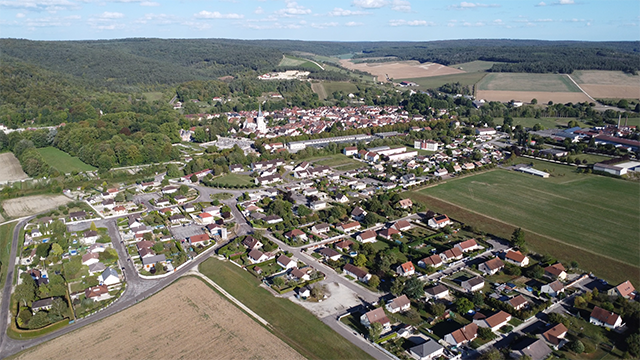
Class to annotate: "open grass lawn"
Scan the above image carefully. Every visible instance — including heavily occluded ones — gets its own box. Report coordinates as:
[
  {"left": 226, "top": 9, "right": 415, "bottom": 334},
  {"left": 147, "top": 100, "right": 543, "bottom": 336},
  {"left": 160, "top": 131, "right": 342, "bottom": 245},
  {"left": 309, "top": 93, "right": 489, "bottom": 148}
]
[
  {"left": 334, "top": 163, "right": 366, "bottom": 171},
  {"left": 142, "top": 91, "right": 163, "bottom": 101},
  {"left": 210, "top": 173, "right": 253, "bottom": 186},
  {"left": 279, "top": 55, "right": 322, "bottom": 70},
  {"left": 477, "top": 73, "right": 581, "bottom": 92},
  {"left": 404, "top": 167, "right": 639, "bottom": 285},
  {"left": 451, "top": 60, "right": 501, "bottom": 73},
  {"left": 492, "top": 117, "right": 587, "bottom": 130},
  {"left": 199, "top": 259, "right": 373, "bottom": 360},
  {"left": 315, "top": 154, "right": 362, "bottom": 167},
  {"left": 0, "top": 222, "right": 16, "bottom": 288},
  {"left": 36, "top": 147, "right": 96, "bottom": 173},
  {"left": 322, "top": 82, "right": 359, "bottom": 95},
  {"left": 397, "top": 72, "right": 487, "bottom": 90}
]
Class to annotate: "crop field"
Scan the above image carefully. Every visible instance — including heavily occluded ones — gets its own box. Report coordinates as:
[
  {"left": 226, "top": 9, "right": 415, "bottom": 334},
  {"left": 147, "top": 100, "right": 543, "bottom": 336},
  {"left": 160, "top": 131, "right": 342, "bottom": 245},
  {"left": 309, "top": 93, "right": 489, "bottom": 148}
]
[
  {"left": 2, "top": 195, "right": 72, "bottom": 218},
  {"left": 405, "top": 165, "right": 639, "bottom": 284},
  {"left": 571, "top": 70, "right": 640, "bottom": 99},
  {"left": 199, "top": 259, "right": 373, "bottom": 360},
  {"left": 451, "top": 60, "right": 500, "bottom": 73},
  {"left": 339, "top": 59, "right": 464, "bottom": 81},
  {"left": 0, "top": 153, "right": 28, "bottom": 183},
  {"left": 37, "top": 147, "right": 96, "bottom": 173},
  {"left": 476, "top": 73, "right": 591, "bottom": 104},
  {"left": 14, "top": 277, "right": 304, "bottom": 360},
  {"left": 397, "top": 72, "right": 487, "bottom": 90},
  {"left": 210, "top": 173, "right": 253, "bottom": 186}
]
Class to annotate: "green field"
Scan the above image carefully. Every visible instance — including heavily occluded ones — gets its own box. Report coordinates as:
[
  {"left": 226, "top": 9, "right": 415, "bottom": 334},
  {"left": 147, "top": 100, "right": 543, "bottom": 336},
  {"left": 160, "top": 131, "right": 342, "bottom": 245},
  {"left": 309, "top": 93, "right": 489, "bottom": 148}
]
[
  {"left": 199, "top": 259, "right": 373, "bottom": 360},
  {"left": 451, "top": 60, "right": 500, "bottom": 73},
  {"left": 493, "top": 117, "right": 588, "bottom": 130},
  {"left": 313, "top": 154, "right": 362, "bottom": 167},
  {"left": 142, "top": 92, "right": 164, "bottom": 102},
  {"left": 312, "top": 81, "right": 360, "bottom": 100},
  {"left": 405, "top": 165, "right": 639, "bottom": 284},
  {"left": 397, "top": 72, "right": 487, "bottom": 90},
  {"left": 210, "top": 173, "right": 253, "bottom": 186},
  {"left": 0, "top": 222, "right": 16, "bottom": 288},
  {"left": 37, "top": 147, "right": 96, "bottom": 173},
  {"left": 477, "top": 73, "right": 582, "bottom": 92},
  {"left": 279, "top": 55, "right": 322, "bottom": 70}
]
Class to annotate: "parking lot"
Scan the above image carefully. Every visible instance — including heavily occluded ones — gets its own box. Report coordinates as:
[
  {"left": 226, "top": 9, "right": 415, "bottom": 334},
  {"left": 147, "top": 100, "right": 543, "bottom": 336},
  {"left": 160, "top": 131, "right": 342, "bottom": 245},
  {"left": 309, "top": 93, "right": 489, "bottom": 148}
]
[{"left": 170, "top": 224, "right": 206, "bottom": 240}]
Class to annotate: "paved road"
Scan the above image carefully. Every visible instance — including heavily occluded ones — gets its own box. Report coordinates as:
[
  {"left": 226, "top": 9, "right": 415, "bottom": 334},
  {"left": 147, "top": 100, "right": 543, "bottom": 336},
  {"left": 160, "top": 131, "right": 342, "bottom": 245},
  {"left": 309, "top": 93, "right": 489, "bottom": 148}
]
[{"left": 322, "top": 315, "right": 396, "bottom": 360}]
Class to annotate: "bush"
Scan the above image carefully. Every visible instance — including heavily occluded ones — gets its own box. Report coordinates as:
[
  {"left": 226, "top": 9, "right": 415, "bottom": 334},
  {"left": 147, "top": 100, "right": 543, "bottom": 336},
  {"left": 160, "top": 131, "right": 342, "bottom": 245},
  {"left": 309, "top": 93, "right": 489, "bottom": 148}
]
[{"left": 568, "top": 340, "right": 585, "bottom": 354}]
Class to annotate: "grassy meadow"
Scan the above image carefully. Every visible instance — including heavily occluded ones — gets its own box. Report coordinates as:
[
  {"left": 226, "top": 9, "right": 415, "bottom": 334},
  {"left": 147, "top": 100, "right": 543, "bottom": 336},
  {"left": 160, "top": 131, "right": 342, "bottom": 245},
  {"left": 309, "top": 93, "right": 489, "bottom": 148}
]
[
  {"left": 36, "top": 147, "right": 96, "bottom": 173},
  {"left": 477, "top": 73, "right": 581, "bottom": 92},
  {"left": 210, "top": 173, "right": 253, "bottom": 186},
  {"left": 397, "top": 72, "right": 487, "bottom": 90}
]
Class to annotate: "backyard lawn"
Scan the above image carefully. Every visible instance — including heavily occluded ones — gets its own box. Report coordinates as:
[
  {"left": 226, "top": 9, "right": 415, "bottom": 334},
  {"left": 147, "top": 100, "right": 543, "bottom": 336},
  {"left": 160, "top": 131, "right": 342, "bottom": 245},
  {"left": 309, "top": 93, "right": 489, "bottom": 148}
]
[{"left": 199, "top": 258, "right": 373, "bottom": 360}]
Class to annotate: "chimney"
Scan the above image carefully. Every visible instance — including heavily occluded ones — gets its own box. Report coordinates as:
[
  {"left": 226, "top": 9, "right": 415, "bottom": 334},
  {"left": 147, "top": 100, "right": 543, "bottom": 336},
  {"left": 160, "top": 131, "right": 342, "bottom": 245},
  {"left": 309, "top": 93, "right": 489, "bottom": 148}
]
[{"left": 618, "top": 114, "right": 621, "bottom": 128}]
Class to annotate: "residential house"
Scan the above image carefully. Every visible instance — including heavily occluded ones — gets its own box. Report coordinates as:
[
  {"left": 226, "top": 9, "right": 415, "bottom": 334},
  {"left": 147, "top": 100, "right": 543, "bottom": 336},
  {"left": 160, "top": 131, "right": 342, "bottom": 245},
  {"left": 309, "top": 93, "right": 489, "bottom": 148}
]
[
  {"left": 360, "top": 307, "right": 391, "bottom": 331},
  {"left": 169, "top": 214, "right": 185, "bottom": 224},
  {"left": 69, "top": 211, "right": 87, "bottom": 221},
  {"left": 296, "top": 286, "right": 311, "bottom": 299},
  {"left": 248, "top": 249, "right": 269, "bottom": 264},
  {"left": 386, "top": 294, "right": 411, "bottom": 314},
  {"left": 285, "top": 229, "right": 308, "bottom": 242},
  {"left": 479, "top": 258, "right": 505, "bottom": 275},
  {"left": 202, "top": 206, "right": 221, "bottom": 217},
  {"left": 206, "top": 223, "right": 227, "bottom": 240},
  {"left": 510, "top": 338, "right": 552, "bottom": 360},
  {"left": 425, "top": 284, "right": 449, "bottom": 300},
  {"left": 455, "top": 239, "right": 481, "bottom": 253},
  {"left": 142, "top": 254, "right": 166, "bottom": 271},
  {"left": 462, "top": 276, "right": 485, "bottom": 292},
  {"left": 396, "top": 261, "right": 416, "bottom": 276},
  {"left": 343, "top": 146, "right": 358, "bottom": 156},
  {"left": 99, "top": 267, "right": 120, "bottom": 286},
  {"left": 264, "top": 215, "right": 284, "bottom": 224},
  {"left": 397, "top": 198, "right": 413, "bottom": 209},
  {"left": 31, "top": 298, "right": 54, "bottom": 313},
  {"left": 419, "top": 254, "right": 443, "bottom": 269},
  {"left": 156, "top": 198, "right": 171, "bottom": 207},
  {"left": 544, "top": 263, "right": 567, "bottom": 280},
  {"left": 85, "top": 285, "right": 110, "bottom": 301},
  {"left": 409, "top": 340, "right": 444, "bottom": 360},
  {"left": 102, "top": 199, "right": 115, "bottom": 210},
  {"left": 136, "top": 240, "right": 154, "bottom": 251},
  {"left": 505, "top": 250, "right": 529, "bottom": 267},
  {"left": 343, "top": 264, "right": 371, "bottom": 283},
  {"left": 590, "top": 306, "right": 623, "bottom": 330},
  {"left": 334, "top": 193, "right": 349, "bottom": 203},
  {"left": 183, "top": 204, "right": 196, "bottom": 213},
  {"left": 242, "top": 236, "right": 263, "bottom": 250},
  {"left": 310, "top": 200, "right": 327, "bottom": 211},
  {"left": 88, "top": 262, "right": 106, "bottom": 275},
  {"left": 82, "top": 230, "right": 99, "bottom": 245},
  {"left": 476, "top": 127, "right": 496, "bottom": 136},
  {"left": 440, "top": 247, "right": 463, "bottom": 262},
  {"left": 607, "top": 280, "right": 636, "bottom": 299},
  {"left": 88, "top": 243, "right": 107, "bottom": 253},
  {"left": 356, "top": 230, "right": 377, "bottom": 243},
  {"left": 351, "top": 207, "right": 367, "bottom": 221},
  {"left": 189, "top": 234, "right": 210, "bottom": 246},
  {"left": 508, "top": 295, "right": 528, "bottom": 310},
  {"left": 311, "top": 223, "right": 330, "bottom": 234},
  {"left": 427, "top": 214, "right": 452, "bottom": 229},
  {"left": 475, "top": 311, "right": 512, "bottom": 332},
  {"left": 277, "top": 255, "right": 297, "bottom": 270},
  {"left": 542, "top": 323, "right": 568, "bottom": 349},
  {"left": 318, "top": 248, "right": 342, "bottom": 262},
  {"left": 335, "top": 240, "right": 354, "bottom": 251},
  {"left": 337, "top": 221, "right": 361, "bottom": 233},
  {"left": 392, "top": 220, "right": 412, "bottom": 232},
  {"left": 290, "top": 267, "right": 312, "bottom": 282},
  {"left": 444, "top": 323, "right": 478, "bottom": 346},
  {"left": 196, "top": 212, "right": 214, "bottom": 225},
  {"left": 138, "top": 248, "right": 155, "bottom": 259},
  {"left": 229, "top": 164, "right": 243, "bottom": 173},
  {"left": 82, "top": 253, "right": 100, "bottom": 266},
  {"left": 378, "top": 227, "right": 400, "bottom": 240},
  {"left": 174, "top": 196, "right": 188, "bottom": 204},
  {"left": 541, "top": 280, "right": 565, "bottom": 297}
]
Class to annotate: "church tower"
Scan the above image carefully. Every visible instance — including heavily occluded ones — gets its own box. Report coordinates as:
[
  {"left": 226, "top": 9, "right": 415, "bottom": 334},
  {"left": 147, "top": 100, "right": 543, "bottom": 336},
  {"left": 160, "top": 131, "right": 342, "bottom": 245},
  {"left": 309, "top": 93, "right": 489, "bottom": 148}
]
[{"left": 256, "top": 104, "right": 266, "bottom": 133}]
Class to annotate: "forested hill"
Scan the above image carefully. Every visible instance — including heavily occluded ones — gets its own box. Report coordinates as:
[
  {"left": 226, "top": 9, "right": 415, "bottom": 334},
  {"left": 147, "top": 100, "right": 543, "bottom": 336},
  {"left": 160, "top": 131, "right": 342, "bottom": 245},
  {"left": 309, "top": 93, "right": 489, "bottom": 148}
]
[{"left": 0, "top": 38, "right": 283, "bottom": 89}]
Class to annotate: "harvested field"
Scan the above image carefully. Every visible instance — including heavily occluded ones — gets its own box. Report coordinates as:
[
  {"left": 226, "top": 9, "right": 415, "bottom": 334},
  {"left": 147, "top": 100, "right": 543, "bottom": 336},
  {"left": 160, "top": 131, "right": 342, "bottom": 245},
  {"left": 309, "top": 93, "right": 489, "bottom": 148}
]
[
  {"left": 2, "top": 195, "right": 72, "bottom": 217},
  {"left": 397, "top": 72, "right": 486, "bottom": 89},
  {"left": 15, "top": 277, "right": 303, "bottom": 360},
  {"left": 0, "top": 153, "right": 28, "bottom": 183},
  {"left": 476, "top": 90, "right": 591, "bottom": 104},
  {"left": 580, "top": 85, "right": 640, "bottom": 100},
  {"left": 572, "top": 70, "right": 640, "bottom": 86},
  {"left": 339, "top": 59, "right": 463, "bottom": 81},
  {"left": 477, "top": 73, "right": 581, "bottom": 92}
]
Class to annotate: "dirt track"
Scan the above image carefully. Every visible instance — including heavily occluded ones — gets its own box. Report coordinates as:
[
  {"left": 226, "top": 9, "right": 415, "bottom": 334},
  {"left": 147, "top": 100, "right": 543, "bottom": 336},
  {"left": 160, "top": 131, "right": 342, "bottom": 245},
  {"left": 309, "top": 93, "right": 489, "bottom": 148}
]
[
  {"left": 0, "top": 153, "right": 28, "bottom": 183},
  {"left": 476, "top": 90, "right": 591, "bottom": 104},
  {"left": 340, "top": 60, "right": 463, "bottom": 81},
  {"left": 15, "top": 277, "right": 304, "bottom": 360},
  {"left": 2, "top": 195, "right": 72, "bottom": 218}
]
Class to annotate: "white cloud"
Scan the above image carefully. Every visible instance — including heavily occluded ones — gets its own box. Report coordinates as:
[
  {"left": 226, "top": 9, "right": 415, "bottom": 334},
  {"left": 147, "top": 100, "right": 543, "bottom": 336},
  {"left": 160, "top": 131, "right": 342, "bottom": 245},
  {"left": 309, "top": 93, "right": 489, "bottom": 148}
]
[
  {"left": 492, "top": 19, "right": 503, "bottom": 24},
  {"left": 535, "top": 18, "right": 553, "bottom": 22},
  {"left": 536, "top": 1, "right": 546, "bottom": 6},
  {"left": 559, "top": 0, "right": 574, "bottom": 4},
  {"left": 345, "top": 21, "right": 363, "bottom": 26},
  {"left": 311, "top": 21, "right": 338, "bottom": 29},
  {"left": 194, "top": 10, "right": 244, "bottom": 19},
  {"left": 352, "top": 0, "right": 387, "bottom": 9},
  {"left": 0, "top": 0, "right": 79, "bottom": 13},
  {"left": 135, "top": 13, "right": 178, "bottom": 25},
  {"left": 391, "top": 0, "right": 411, "bottom": 12},
  {"left": 449, "top": 2, "right": 500, "bottom": 9},
  {"left": 328, "top": 7, "right": 370, "bottom": 16},
  {"left": 463, "top": 21, "right": 485, "bottom": 26},
  {"left": 389, "top": 19, "right": 434, "bottom": 26},
  {"left": 16, "top": 12, "right": 25, "bottom": 17},
  {"left": 275, "top": 1, "right": 311, "bottom": 16},
  {"left": 100, "top": 11, "right": 124, "bottom": 19},
  {"left": 254, "top": 6, "right": 263, "bottom": 14}
]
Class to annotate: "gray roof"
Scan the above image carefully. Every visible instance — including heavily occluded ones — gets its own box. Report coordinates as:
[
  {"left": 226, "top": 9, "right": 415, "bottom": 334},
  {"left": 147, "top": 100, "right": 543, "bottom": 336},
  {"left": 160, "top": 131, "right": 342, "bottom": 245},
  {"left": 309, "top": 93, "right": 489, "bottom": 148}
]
[
  {"left": 100, "top": 267, "right": 119, "bottom": 280},
  {"left": 142, "top": 254, "right": 167, "bottom": 266},
  {"left": 89, "top": 262, "right": 106, "bottom": 273},
  {"left": 410, "top": 339, "right": 444, "bottom": 359},
  {"left": 511, "top": 338, "right": 552, "bottom": 360},
  {"left": 32, "top": 297, "right": 54, "bottom": 309}
]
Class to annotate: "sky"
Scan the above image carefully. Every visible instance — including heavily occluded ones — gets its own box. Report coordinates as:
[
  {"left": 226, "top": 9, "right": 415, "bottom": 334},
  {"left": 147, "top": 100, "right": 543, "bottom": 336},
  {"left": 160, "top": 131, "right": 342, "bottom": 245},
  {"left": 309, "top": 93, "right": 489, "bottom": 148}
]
[{"left": 0, "top": 0, "right": 638, "bottom": 42}]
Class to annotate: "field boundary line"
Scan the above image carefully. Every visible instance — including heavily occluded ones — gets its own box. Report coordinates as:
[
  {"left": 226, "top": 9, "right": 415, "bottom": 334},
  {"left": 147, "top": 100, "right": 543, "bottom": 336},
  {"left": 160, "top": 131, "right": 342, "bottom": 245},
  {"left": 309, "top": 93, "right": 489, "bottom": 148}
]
[
  {"left": 187, "top": 269, "right": 272, "bottom": 328},
  {"left": 565, "top": 74, "right": 595, "bottom": 102},
  {"left": 413, "top": 193, "right": 638, "bottom": 267}
]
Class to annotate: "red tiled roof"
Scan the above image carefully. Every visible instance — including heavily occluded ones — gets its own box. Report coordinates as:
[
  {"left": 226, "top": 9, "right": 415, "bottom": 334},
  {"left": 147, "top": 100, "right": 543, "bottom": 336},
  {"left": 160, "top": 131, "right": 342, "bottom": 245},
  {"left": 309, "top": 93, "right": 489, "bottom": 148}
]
[{"left": 590, "top": 306, "right": 621, "bottom": 326}]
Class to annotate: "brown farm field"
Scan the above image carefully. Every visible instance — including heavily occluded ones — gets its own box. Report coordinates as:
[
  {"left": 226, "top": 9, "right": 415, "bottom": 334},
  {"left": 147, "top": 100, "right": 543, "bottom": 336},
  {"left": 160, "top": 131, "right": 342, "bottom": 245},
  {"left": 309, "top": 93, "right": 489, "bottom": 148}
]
[
  {"left": 0, "top": 153, "right": 28, "bottom": 183},
  {"left": 2, "top": 195, "right": 72, "bottom": 218},
  {"left": 571, "top": 71, "right": 640, "bottom": 99},
  {"left": 339, "top": 59, "right": 463, "bottom": 81},
  {"left": 14, "top": 277, "right": 304, "bottom": 360}
]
